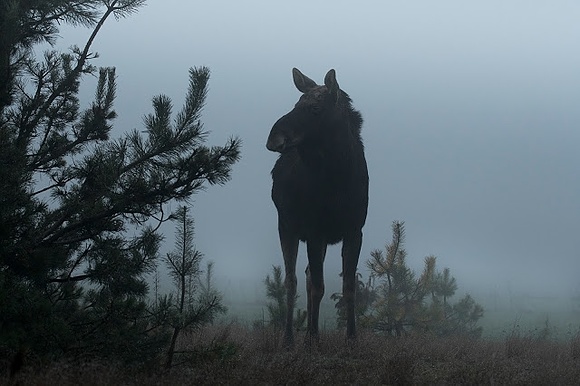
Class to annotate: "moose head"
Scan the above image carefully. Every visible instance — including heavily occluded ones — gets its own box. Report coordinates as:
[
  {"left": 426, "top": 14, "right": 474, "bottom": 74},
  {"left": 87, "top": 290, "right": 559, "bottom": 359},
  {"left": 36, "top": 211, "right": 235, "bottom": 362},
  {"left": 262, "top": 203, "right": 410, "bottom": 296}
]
[{"left": 266, "top": 68, "right": 343, "bottom": 153}]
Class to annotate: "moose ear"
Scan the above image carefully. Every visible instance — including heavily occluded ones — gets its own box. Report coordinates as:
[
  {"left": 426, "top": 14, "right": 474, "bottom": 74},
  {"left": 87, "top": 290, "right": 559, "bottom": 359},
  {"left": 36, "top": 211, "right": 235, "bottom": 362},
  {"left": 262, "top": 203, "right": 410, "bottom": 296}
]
[
  {"left": 324, "top": 69, "right": 340, "bottom": 101},
  {"left": 292, "top": 68, "right": 317, "bottom": 93}
]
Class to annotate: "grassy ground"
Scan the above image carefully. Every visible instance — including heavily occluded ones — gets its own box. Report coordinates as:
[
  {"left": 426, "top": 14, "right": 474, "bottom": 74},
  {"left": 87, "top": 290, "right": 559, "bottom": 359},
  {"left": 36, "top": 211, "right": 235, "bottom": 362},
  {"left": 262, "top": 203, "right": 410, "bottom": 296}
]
[{"left": 5, "top": 324, "right": 580, "bottom": 385}]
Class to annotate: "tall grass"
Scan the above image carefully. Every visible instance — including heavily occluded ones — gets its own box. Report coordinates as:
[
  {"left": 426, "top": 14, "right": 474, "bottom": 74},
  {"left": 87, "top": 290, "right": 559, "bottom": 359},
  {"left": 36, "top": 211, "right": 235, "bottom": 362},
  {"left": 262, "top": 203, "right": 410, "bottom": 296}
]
[{"left": 4, "top": 323, "right": 580, "bottom": 385}]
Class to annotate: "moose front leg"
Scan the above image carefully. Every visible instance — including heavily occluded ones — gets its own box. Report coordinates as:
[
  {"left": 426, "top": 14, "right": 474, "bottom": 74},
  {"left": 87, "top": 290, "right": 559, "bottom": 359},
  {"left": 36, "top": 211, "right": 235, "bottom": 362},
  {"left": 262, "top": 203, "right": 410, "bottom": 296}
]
[
  {"left": 306, "top": 239, "right": 326, "bottom": 341},
  {"left": 279, "top": 221, "right": 298, "bottom": 347},
  {"left": 342, "top": 229, "right": 363, "bottom": 339}
]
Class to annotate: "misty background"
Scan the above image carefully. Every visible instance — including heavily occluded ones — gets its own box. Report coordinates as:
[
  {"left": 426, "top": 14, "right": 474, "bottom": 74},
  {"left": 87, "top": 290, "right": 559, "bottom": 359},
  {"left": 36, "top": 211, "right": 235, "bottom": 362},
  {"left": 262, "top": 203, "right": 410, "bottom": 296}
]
[{"left": 55, "top": 1, "right": 580, "bottom": 334}]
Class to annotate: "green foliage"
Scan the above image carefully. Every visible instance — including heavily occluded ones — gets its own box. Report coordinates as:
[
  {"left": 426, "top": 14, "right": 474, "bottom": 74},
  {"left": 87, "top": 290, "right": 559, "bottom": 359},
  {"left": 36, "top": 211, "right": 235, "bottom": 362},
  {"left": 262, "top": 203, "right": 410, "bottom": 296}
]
[
  {"left": 264, "top": 265, "right": 286, "bottom": 328},
  {"left": 162, "top": 206, "right": 227, "bottom": 369},
  {"left": 338, "top": 221, "right": 484, "bottom": 338},
  {"left": 263, "top": 265, "right": 305, "bottom": 331},
  {"left": 331, "top": 272, "right": 377, "bottom": 329},
  {"left": 0, "top": 1, "right": 240, "bottom": 365}
]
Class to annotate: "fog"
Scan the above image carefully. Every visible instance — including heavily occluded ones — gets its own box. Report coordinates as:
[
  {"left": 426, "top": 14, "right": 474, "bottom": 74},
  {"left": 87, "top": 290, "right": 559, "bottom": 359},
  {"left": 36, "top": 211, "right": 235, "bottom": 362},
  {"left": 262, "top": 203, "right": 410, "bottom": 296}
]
[{"left": 56, "top": 1, "right": 580, "bottom": 333}]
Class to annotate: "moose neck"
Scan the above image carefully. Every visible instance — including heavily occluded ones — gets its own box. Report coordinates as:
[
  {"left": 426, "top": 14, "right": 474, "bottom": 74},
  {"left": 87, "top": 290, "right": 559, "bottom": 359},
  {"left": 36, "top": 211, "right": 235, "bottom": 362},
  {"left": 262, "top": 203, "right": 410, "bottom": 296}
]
[{"left": 299, "top": 120, "right": 359, "bottom": 170}]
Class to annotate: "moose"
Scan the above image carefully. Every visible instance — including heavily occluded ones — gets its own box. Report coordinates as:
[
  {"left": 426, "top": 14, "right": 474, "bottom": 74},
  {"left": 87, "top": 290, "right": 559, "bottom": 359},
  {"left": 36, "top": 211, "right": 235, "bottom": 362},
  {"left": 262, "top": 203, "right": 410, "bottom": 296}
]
[{"left": 267, "top": 68, "right": 369, "bottom": 345}]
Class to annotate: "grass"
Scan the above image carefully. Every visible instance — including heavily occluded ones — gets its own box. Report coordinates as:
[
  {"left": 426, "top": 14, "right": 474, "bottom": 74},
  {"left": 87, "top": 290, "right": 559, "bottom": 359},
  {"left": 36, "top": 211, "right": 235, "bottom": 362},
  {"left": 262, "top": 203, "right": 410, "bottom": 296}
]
[{"left": 4, "top": 323, "right": 580, "bottom": 385}]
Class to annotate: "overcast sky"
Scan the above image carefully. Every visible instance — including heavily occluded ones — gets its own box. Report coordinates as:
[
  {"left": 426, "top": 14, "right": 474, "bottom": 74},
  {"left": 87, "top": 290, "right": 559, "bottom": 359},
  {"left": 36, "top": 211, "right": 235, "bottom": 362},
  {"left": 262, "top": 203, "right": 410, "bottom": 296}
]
[{"left": 57, "top": 1, "right": 580, "bottom": 305}]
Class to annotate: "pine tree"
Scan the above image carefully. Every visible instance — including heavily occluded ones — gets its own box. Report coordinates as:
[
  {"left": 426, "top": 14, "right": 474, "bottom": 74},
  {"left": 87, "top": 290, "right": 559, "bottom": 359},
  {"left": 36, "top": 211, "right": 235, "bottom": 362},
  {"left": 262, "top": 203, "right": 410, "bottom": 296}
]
[
  {"left": 365, "top": 221, "right": 484, "bottom": 337},
  {"left": 163, "top": 206, "right": 226, "bottom": 369},
  {"left": 264, "top": 265, "right": 306, "bottom": 331},
  {"left": 367, "top": 221, "right": 423, "bottom": 336},
  {"left": 331, "top": 272, "right": 377, "bottom": 329},
  {"left": 0, "top": 1, "right": 240, "bottom": 362},
  {"left": 264, "top": 265, "right": 286, "bottom": 328}
]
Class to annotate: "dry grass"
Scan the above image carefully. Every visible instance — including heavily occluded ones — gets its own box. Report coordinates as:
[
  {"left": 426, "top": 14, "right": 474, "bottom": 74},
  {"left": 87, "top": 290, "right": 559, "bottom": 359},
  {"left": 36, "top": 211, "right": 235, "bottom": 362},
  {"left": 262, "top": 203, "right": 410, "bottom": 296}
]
[{"left": 4, "top": 324, "right": 580, "bottom": 385}]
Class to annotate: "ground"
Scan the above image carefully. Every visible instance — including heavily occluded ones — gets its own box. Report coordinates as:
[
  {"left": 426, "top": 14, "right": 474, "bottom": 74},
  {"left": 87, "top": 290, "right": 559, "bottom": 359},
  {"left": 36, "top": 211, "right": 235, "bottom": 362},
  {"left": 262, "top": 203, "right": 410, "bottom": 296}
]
[{"left": 5, "top": 323, "right": 580, "bottom": 385}]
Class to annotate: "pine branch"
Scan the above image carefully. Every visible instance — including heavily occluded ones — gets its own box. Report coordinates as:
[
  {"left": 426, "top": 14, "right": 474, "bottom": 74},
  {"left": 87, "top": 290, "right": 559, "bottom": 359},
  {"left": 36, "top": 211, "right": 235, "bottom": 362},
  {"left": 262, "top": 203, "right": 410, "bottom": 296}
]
[
  {"left": 47, "top": 274, "right": 91, "bottom": 283},
  {"left": 16, "top": 5, "right": 115, "bottom": 146}
]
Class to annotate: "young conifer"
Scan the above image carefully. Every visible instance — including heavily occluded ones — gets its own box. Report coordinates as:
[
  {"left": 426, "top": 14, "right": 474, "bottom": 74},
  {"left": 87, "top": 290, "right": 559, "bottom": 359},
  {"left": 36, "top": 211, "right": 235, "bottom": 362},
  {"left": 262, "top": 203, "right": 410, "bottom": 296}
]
[{"left": 0, "top": 1, "right": 240, "bottom": 362}]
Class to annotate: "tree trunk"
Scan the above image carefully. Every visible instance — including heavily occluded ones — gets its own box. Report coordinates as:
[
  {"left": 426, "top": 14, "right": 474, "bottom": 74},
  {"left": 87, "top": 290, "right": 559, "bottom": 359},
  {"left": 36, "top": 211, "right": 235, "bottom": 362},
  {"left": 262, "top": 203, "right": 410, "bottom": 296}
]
[{"left": 165, "top": 326, "right": 181, "bottom": 369}]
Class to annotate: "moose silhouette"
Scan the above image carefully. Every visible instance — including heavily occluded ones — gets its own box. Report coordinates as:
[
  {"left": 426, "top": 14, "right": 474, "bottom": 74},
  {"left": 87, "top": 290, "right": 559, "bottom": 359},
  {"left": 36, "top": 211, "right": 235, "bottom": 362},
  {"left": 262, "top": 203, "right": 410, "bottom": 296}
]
[{"left": 267, "top": 68, "right": 369, "bottom": 345}]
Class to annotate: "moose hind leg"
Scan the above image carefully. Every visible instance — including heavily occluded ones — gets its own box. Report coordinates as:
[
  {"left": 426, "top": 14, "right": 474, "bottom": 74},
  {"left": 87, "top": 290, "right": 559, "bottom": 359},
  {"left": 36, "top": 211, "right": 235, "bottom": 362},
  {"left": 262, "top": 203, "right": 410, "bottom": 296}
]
[
  {"left": 305, "top": 265, "right": 312, "bottom": 334},
  {"left": 342, "top": 229, "right": 363, "bottom": 339},
  {"left": 279, "top": 224, "right": 298, "bottom": 346},
  {"left": 306, "top": 240, "right": 326, "bottom": 340}
]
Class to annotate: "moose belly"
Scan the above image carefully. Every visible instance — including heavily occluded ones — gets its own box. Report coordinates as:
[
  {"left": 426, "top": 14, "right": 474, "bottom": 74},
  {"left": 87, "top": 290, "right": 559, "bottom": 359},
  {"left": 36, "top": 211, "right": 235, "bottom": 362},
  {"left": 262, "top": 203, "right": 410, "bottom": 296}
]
[
  {"left": 274, "top": 188, "right": 354, "bottom": 244},
  {"left": 271, "top": 153, "right": 367, "bottom": 244},
  {"left": 297, "top": 209, "right": 350, "bottom": 244}
]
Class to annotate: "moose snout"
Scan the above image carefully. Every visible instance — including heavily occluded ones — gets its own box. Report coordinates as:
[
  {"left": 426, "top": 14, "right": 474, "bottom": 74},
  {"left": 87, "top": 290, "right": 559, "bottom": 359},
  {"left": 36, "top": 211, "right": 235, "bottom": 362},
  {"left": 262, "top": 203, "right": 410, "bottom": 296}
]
[
  {"left": 266, "top": 132, "right": 286, "bottom": 152},
  {"left": 268, "top": 113, "right": 302, "bottom": 152}
]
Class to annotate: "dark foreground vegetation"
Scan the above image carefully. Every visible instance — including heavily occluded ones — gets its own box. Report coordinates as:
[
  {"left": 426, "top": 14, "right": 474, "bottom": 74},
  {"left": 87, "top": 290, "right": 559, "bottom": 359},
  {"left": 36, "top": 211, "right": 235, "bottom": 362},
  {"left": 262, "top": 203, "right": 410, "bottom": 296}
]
[{"left": 4, "top": 324, "right": 580, "bottom": 385}]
